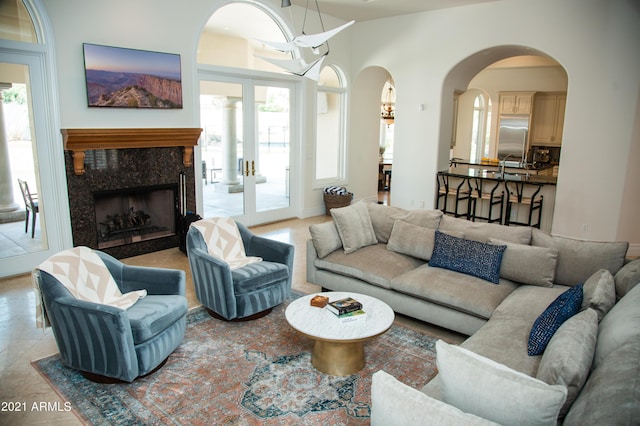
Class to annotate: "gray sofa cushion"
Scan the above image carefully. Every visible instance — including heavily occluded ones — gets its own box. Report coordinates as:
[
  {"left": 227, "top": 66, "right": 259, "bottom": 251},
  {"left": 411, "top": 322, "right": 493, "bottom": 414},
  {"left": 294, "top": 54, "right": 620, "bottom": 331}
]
[
  {"left": 366, "top": 202, "right": 407, "bottom": 243},
  {"left": 461, "top": 285, "right": 567, "bottom": 376},
  {"left": 438, "top": 214, "right": 532, "bottom": 244},
  {"left": 390, "top": 265, "right": 518, "bottom": 320},
  {"left": 331, "top": 201, "right": 377, "bottom": 254},
  {"left": 309, "top": 220, "right": 342, "bottom": 258},
  {"left": 536, "top": 308, "right": 598, "bottom": 417},
  {"left": 581, "top": 269, "right": 616, "bottom": 321},
  {"left": 531, "top": 229, "right": 628, "bottom": 286},
  {"left": 314, "top": 244, "right": 424, "bottom": 289},
  {"left": 593, "top": 283, "right": 640, "bottom": 369},
  {"left": 489, "top": 238, "right": 557, "bottom": 287},
  {"left": 563, "top": 339, "right": 640, "bottom": 426}
]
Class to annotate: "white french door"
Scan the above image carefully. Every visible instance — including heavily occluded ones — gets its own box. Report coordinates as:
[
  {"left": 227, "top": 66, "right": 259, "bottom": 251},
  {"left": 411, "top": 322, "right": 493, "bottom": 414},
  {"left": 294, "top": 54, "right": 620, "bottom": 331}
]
[
  {"left": 0, "top": 47, "right": 71, "bottom": 277},
  {"left": 198, "top": 69, "right": 298, "bottom": 226}
]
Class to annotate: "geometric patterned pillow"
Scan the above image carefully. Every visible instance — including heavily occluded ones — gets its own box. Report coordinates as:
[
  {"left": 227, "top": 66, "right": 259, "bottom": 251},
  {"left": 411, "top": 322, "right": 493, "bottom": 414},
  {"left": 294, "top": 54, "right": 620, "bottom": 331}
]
[
  {"left": 429, "top": 230, "right": 507, "bottom": 284},
  {"left": 191, "top": 217, "right": 262, "bottom": 269},
  {"left": 37, "top": 246, "right": 146, "bottom": 310},
  {"left": 528, "top": 285, "right": 584, "bottom": 356}
]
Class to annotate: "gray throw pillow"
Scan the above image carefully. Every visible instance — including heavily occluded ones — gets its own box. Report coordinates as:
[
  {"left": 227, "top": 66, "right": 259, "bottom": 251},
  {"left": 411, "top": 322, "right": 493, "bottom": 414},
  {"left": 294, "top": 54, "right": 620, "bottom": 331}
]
[
  {"left": 387, "top": 220, "right": 463, "bottom": 261},
  {"left": 581, "top": 269, "right": 616, "bottom": 321},
  {"left": 366, "top": 202, "right": 407, "bottom": 243},
  {"left": 398, "top": 209, "right": 442, "bottom": 229},
  {"left": 489, "top": 238, "right": 557, "bottom": 287},
  {"left": 593, "top": 283, "right": 640, "bottom": 369},
  {"left": 531, "top": 229, "right": 628, "bottom": 286},
  {"left": 309, "top": 221, "right": 342, "bottom": 258},
  {"left": 436, "top": 340, "right": 567, "bottom": 426},
  {"left": 536, "top": 308, "right": 598, "bottom": 417},
  {"left": 331, "top": 201, "right": 377, "bottom": 254}
]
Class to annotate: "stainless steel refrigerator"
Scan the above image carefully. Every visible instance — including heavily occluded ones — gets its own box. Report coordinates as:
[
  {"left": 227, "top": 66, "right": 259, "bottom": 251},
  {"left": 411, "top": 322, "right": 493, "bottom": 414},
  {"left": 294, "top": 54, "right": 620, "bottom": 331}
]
[{"left": 497, "top": 115, "right": 529, "bottom": 165}]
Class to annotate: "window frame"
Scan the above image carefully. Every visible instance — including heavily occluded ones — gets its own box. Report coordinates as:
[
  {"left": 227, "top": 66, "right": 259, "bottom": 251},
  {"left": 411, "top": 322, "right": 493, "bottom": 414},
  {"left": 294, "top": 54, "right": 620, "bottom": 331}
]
[{"left": 313, "top": 65, "right": 348, "bottom": 188}]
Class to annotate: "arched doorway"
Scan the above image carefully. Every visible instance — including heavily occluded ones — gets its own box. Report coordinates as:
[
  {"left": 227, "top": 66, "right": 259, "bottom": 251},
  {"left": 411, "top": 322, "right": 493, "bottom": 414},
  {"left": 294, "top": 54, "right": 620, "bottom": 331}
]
[
  {"left": 196, "top": 1, "right": 301, "bottom": 226},
  {"left": 440, "top": 47, "right": 568, "bottom": 231},
  {"left": 350, "top": 66, "right": 394, "bottom": 204}
]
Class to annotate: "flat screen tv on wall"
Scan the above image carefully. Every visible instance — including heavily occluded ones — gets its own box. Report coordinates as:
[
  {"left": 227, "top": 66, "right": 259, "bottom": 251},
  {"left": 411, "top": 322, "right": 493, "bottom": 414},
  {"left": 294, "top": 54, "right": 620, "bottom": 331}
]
[{"left": 83, "top": 43, "right": 182, "bottom": 109}]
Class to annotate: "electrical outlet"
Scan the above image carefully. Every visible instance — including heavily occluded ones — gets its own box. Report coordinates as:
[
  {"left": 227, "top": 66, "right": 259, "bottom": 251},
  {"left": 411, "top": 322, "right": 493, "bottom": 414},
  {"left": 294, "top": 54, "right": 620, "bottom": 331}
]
[{"left": 582, "top": 224, "right": 589, "bottom": 233}]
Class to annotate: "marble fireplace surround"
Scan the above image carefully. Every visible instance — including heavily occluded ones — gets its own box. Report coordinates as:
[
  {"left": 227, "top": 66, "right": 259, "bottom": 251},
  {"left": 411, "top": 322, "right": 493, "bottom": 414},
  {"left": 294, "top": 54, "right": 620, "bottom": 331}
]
[{"left": 62, "top": 128, "right": 201, "bottom": 258}]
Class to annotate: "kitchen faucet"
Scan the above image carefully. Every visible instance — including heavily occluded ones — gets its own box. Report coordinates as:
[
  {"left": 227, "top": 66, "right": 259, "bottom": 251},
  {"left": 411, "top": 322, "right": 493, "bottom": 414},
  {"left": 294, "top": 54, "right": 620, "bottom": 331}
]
[{"left": 500, "top": 154, "right": 517, "bottom": 176}]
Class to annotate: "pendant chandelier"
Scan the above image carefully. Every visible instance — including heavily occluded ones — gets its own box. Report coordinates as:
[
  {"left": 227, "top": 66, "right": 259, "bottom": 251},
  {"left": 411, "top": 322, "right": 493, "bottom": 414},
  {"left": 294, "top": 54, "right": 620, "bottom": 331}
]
[
  {"left": 257, "top": 0, "right": 354, "bottom": 80},
  {"left": 381, "top": 84, "right": 395, "bottom": 126}
]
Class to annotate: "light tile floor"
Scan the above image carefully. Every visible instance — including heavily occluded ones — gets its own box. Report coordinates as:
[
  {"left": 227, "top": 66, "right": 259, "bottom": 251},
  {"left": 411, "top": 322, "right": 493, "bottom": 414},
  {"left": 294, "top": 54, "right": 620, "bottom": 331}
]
[{"left": 0, "top": 215, "right": 464, "bottom": 425}]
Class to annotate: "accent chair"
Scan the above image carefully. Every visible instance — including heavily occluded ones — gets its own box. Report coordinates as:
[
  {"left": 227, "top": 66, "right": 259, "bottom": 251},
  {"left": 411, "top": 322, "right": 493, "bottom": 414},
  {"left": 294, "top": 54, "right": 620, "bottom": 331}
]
[
  {"left": 186, "top": 218, "right": 294, "bottom": 320},
  {"left": 35, "top": 249, "right": 188, "bottom": 383}
]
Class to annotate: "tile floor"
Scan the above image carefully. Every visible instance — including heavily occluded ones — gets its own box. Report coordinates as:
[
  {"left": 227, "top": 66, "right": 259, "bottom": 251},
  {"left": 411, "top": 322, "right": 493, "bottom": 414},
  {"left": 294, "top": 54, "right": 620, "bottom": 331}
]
[{"left": 0, "top": 215, "right": 464, "bottom": 425}]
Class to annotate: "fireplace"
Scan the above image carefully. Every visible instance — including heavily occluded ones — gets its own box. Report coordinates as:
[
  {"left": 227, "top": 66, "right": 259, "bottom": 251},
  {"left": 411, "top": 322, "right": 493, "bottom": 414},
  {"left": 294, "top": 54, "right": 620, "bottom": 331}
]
[
  {"left": 94, "top": 185, "right": 178, "bottom": 249},
  {"left": 62, "top": 128, "right": 201, "bottom": 258}
]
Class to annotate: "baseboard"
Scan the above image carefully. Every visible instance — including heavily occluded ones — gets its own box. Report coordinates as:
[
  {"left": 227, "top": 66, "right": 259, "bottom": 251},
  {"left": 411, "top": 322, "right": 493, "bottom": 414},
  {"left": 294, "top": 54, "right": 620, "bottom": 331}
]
[{"left": 627, "top": 243, "right": 640, "bottom": 258}]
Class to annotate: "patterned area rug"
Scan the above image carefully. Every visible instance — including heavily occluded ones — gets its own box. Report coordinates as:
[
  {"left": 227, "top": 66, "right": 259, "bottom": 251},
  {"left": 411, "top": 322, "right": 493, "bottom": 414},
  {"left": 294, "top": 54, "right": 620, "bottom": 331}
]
[{"left": 32, "top": 294, "right": 439, "bottom": 425}]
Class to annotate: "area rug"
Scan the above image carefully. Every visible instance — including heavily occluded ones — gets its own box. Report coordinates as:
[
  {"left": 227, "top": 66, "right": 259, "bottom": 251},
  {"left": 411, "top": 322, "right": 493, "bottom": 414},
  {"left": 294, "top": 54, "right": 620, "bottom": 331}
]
[{"left": 32, "top": 294, "right": 439, "bottom": 425}]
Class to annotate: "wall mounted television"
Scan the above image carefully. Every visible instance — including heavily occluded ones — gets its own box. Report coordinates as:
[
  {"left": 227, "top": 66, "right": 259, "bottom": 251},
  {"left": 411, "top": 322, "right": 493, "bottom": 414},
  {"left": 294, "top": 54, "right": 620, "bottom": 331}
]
[{"left": 83, "top": 43, "right": 182, "bottom": 109}]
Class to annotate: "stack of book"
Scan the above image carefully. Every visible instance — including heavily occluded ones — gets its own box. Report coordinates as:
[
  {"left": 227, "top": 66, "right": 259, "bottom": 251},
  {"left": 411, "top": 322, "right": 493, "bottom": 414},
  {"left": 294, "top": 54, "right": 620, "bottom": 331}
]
[{"left": 327, "top": 297, "right": 366, "bottom": 323}]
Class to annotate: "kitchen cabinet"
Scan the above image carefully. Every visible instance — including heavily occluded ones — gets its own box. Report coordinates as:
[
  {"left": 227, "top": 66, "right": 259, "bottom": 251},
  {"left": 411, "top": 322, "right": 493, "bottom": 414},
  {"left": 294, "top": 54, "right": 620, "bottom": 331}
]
[
  {"left": 531, "top": 92, "right": 566, "bottom": 146},
  {"left": 499, "top": 92, "right": 535, "bottom": 114}
]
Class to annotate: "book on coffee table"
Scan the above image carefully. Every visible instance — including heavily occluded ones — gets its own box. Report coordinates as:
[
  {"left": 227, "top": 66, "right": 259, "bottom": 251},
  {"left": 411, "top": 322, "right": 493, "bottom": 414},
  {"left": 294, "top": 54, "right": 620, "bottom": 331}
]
[
  {"left": 337, "top": 309, "right": 366, "bottom": 323},
  {"left": 327, "top": 297, "right": 362, "bottom": 316}
]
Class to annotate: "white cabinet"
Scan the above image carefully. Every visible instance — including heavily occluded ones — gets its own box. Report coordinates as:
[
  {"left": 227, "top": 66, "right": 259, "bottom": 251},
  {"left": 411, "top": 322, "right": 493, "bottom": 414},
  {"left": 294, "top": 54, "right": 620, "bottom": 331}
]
[
  {"left": 531, "top": 92, "right": 566, "bottom": 146},
  {"left": 499, "top": 92, "right": 535, "bottom": 115}
]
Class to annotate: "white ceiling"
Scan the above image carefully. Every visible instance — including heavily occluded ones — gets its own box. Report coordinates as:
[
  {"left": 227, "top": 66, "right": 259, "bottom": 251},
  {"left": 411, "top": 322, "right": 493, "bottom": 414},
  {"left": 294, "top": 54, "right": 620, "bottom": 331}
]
[
  {"left": 287, "top": 0, "right": 499, "bottom": 22},
  {"left": 205, "top": 0, "right": 499, "bottom": 40}
]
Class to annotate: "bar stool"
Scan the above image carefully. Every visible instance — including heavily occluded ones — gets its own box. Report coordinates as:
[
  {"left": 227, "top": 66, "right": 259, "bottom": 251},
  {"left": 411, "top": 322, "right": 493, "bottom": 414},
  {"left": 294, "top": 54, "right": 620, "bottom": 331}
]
[
  {"left": 504, "top": 181, "right": 543, "bottom": 228},
  {"left": 436, "top": 173, "right": 472, "bottom": 219},
  {"left": 470, "top": 178, "right": 504, "bottom": 224}
]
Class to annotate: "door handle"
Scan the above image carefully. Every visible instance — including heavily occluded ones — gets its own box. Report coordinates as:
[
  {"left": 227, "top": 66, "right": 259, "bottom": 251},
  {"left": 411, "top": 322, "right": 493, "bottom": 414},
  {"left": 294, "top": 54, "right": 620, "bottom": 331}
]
[
  {"left": 251, "top": 160, "right": 256, "bottom": 176},
  {"left": 245, "top": 161, "right": 249, "bottom": 176}
]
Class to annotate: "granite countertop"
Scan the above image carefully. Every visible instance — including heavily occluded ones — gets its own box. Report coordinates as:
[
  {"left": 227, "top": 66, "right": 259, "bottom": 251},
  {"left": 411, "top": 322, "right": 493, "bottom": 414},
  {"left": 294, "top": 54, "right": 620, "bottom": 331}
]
[{"left": 439, "top": 165, "right": 557, "bottom": 185}]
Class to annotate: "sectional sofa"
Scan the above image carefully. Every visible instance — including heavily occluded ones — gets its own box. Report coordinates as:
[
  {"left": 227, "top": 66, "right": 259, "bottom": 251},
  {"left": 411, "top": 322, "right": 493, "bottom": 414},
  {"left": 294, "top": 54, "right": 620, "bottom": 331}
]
[{"left": 306, "top": 201, "right": 640, "bottom": 424}]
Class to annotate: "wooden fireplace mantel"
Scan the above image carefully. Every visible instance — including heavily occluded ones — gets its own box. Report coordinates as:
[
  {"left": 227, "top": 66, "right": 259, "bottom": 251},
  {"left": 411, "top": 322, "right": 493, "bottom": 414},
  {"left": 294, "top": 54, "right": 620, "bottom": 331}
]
[{"left": 61, "top": 128, "right": 202, "bottom": 175}]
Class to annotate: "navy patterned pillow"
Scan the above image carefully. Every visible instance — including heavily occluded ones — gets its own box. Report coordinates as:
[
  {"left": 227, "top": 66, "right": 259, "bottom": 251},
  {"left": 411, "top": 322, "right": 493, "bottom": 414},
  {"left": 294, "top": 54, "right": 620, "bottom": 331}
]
[
  {"left": 429, "top": 230, "right": 507, "bottom": 284},
  {"left": 528, "top": 285, "right": 584, "bottom": 356}
]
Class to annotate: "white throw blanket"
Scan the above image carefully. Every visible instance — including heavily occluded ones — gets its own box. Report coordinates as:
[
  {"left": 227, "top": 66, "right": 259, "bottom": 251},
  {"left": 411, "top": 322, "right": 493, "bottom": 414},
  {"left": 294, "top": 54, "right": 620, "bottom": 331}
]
[
  {"left": 191, "top": 217, "right": 262, "bottom": 270},
  {"left": 34, "top": 246, "right": 146, "bottom": 328}
]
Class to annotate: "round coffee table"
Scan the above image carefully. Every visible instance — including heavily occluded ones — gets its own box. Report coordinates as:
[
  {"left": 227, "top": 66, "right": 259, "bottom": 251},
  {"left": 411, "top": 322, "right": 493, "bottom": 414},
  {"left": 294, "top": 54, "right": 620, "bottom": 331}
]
[{"left": 285, "top": 292, "right": 395, "bottom": 376}]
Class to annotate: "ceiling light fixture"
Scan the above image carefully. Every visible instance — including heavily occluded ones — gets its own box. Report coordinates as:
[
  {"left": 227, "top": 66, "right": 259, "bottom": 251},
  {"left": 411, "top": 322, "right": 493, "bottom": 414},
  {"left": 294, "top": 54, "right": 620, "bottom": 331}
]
[
  {"left": 257, "top": 0, "right": 354, "bottom": 80},
  {"left": 381, "top": 84, "right": 395, "bottom": 127}
]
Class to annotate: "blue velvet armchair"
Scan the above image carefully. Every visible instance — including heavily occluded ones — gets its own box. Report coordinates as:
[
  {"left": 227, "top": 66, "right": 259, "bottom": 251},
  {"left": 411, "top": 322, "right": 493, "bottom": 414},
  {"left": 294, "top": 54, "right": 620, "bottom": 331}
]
[
  {"left": 186, "top": 221, "right": 294, "bottom": 320},
  {"left": 35, "top": 250, "right": 188, "bottom": 383}
]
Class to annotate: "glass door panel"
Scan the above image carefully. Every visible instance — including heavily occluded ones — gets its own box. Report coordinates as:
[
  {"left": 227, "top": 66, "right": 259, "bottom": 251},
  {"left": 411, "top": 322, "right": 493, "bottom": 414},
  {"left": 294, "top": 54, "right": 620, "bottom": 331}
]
[
  {"left": 255, "top": 85, "right": 291, "bottom": 214},
  {"left": 200, "top": 81, "right": 245, "bottom": 218},
  {"left": 0, "top": 62, "right": 48, "bottom": 260}
]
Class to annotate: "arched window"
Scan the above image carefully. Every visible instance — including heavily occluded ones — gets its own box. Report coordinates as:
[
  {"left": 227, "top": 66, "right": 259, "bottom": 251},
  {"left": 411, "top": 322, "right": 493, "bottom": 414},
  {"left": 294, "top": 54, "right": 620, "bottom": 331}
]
[
  {"left": 470, "top": 95, "right": 486, "bottom": 162},
  {"left": 315, "top": 65, "right": 347, "bottom": 185}
]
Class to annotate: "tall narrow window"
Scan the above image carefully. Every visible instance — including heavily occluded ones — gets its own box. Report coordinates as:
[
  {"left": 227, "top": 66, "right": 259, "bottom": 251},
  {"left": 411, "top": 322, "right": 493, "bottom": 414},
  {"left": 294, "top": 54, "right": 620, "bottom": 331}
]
[
  {"left": 315, "top": 66, "right": 346, "bottom": 185},
  {"left": 470, "top": 95, "right": 486, "bottom": 162}
]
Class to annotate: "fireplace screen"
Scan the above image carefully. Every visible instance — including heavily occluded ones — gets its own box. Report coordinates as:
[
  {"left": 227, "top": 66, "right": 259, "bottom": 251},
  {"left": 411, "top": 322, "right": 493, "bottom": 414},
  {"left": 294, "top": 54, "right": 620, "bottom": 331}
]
[{"left": 94, "top": 186, "right": 177, "bottom": 249}]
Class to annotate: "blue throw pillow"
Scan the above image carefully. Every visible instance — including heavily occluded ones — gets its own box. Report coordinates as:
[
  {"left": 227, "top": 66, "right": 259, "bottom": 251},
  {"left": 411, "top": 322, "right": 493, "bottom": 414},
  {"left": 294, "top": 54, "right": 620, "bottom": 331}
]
[
  {"left": 528, "top": 285, "right": 584, "bottom": 356},
  {"left": 429, "top": 230, "right": 507, "bottom": 284}
]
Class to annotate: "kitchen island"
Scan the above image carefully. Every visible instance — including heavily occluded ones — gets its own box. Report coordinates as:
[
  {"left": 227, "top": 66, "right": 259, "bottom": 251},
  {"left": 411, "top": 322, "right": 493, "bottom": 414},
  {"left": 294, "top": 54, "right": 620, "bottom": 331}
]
[{"left": 436, "top": 164, "right": 556, "bottom": 233}]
